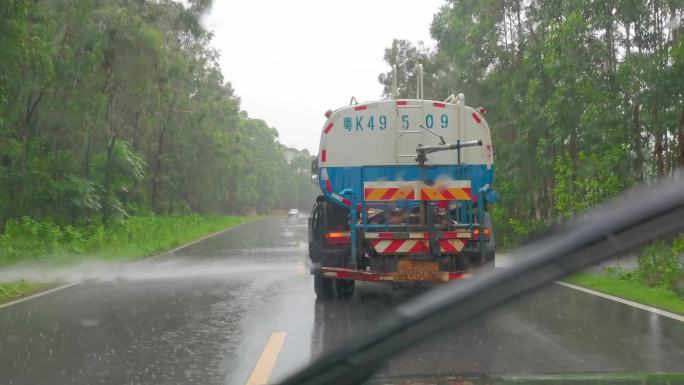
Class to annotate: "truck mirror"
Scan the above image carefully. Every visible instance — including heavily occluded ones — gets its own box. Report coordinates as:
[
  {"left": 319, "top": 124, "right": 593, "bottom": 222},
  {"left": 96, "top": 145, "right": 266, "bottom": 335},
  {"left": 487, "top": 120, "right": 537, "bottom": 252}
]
[
  {"left": 310, "top": 157, "right": 319, "bottom": 185},
  {"left": 311, "top": 156, "right": 318, "bottom": 174}
]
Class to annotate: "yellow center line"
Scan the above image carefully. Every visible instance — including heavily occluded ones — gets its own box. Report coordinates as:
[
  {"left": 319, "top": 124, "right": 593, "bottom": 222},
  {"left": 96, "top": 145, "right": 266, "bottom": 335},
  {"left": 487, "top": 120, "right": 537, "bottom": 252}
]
[{"left": 245, "top": 332, "right": 287, "bottom": 385}]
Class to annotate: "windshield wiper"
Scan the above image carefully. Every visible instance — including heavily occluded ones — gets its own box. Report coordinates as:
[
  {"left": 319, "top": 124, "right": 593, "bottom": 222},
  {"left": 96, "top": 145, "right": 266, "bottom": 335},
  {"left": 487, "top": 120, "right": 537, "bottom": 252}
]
[{"left": 280, "top": 175, "right": 684, "bottom": 385}]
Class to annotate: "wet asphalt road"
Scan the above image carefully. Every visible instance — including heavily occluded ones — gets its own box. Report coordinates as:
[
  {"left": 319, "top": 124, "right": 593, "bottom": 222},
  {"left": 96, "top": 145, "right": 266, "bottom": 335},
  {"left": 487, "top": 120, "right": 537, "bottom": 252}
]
[{"left": 1, "top": 217, "right": 684, "bottom": 385}]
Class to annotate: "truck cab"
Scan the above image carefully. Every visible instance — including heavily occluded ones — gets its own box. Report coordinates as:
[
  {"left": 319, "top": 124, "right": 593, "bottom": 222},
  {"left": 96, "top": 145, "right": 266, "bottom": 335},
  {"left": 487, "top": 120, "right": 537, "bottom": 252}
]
[{"left": 308, "top": 94, "right": 496, "bottom": 299}]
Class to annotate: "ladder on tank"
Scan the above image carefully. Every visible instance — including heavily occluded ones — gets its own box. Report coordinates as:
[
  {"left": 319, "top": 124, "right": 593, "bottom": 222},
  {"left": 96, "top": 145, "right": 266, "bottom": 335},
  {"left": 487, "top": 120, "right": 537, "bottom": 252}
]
[{"left": 394, "top": 64, "right": 426, "bottom": 165}]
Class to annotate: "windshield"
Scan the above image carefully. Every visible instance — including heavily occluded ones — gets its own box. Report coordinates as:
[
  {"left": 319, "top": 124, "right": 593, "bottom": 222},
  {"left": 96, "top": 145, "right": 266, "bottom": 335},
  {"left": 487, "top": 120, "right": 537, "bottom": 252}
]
[{"left": 1, "top": 1, "right": 683, "bottom": 385}]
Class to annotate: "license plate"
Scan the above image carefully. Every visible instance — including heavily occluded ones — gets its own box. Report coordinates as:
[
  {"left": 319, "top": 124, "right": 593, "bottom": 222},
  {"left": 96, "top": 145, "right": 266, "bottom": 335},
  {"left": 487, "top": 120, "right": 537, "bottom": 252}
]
[{"left": 396, "top": 260, "right": 439, "bottom": 281}]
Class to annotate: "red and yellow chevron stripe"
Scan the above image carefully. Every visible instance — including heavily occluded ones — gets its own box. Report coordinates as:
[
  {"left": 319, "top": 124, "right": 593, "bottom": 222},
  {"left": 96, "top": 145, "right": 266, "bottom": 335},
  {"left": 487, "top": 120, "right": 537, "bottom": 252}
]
[
  {"left": 439, "top": 239, "right": 465, "bottom": 253},
  {"left": 371, "top": 239, "right": 427, "bottom": 254},
  {"left": 420, "top": 185, "right": 471, "bottom": 201},
  {"left": 364, "top": 183, "right": 415, "bottom": 201},
  {"left": 370, "top": 238, "right": 465, "bottom": 254},
  {"left": 363, "top": 181, "right": 472, "bottom": 201},
  {"left": 365, "top": 232, "right": 471, "bottom": 239}
]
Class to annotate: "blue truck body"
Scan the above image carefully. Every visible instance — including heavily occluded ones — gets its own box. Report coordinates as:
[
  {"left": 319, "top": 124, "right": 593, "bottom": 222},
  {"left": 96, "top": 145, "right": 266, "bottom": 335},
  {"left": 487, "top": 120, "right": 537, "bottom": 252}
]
[{"left": 308, "top": 97, "right": 496, "bottom": 296}]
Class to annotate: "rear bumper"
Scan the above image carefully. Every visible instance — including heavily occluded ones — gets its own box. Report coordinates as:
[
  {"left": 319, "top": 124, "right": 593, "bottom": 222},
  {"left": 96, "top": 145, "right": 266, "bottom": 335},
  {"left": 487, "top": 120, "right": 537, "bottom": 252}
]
[{"left": 320, "top": 266, "right": 471, "bottom": 283}]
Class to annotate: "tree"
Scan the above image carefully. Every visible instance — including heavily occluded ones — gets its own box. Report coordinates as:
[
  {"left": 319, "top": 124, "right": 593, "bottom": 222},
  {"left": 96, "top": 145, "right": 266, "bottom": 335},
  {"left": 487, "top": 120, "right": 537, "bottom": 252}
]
[
  {"left": 379, "top": 0, "right": 684, "bottom": 247},
  {"left": 0, "top": 0, "right": 318, "bottom": 231}
]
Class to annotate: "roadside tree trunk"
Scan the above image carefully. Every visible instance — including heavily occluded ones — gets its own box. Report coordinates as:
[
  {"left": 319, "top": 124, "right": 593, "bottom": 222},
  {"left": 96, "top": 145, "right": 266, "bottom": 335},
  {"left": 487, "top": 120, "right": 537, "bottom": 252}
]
[
  {"left": 653, "top": 107, "right": 664, "bottom": 178},
  {"left": 151, "top": 125, "right": 166, "bottom": 213},
  {"left": 632, "top": 103, "right": 643, "bottom": 180},
  {"left": 678, "top": 105, "right": 684, "bottom": 170}
]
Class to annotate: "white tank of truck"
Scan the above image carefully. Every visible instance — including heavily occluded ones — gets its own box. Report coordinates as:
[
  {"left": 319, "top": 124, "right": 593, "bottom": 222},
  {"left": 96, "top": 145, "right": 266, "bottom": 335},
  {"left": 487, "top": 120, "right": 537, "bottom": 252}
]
[
  {"left": 308, "top": 70, "right": 497, "bottom": 298},
  {"left": 315, "top": 93, "right": 495, "bottom": 209},
  {"left": 318, "top": 93, "right": 493, "bottom": 169}
]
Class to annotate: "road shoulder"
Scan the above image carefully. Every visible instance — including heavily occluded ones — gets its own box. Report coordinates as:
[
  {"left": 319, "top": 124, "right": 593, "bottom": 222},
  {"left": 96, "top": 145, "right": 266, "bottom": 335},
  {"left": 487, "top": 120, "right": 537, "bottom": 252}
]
[
  {"left": 0, "top": 217, "right": 261, "bottom": 306},
  {"left": 562, "top": 273, "right": 684, "bottom": 318},
  {"left": 0, "top": 280, "right": 56, "bottom": 304}
]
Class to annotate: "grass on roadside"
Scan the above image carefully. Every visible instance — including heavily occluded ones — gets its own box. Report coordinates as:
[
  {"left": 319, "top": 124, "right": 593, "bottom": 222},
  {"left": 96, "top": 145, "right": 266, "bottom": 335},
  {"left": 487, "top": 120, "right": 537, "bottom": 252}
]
[
  {"left": 0, "top": 215, "right": 257, "bottom": 303},
  {"left": 0, "top": 280, "right": 54, "bottom": 304},
  {"left": 83, "top": 215, "right": 254, "bottom": 262},
  {"left": 0, "top": 215, "right": 255, "bottom": 266},
  {"left": 565, "top": 272, "right": 684, "bottom": 316}
]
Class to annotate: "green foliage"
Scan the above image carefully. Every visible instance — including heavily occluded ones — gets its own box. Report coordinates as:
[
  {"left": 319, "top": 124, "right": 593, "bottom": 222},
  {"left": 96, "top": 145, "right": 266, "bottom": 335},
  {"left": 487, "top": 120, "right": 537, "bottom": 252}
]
[
  {"left": 673, "top": 235, "right": 684, "bottom": 255},
  {"left": 566, "top": 273, "right": 684, "bottom": 315},
  {"left": 0, "top": 215, "right": 251, "bottom": 265},
  {"left": 636, "top": 240, "right": 683, "bottom": 290},
  {"left": 602, "top": 236, "right": 684, "bottom": 299},
  {"left": 0, "top": 280, "right": 52, "bottom": 304},
  {"left": 553, "top": 148, "right": 628, "bottom": 218},
  {"left": 380, "top": 0, "right": 684, "bottom": 249},
  {"left": 58, "top": 176, "right": 102, "bottom": 221},
  {"left": 0, "top": 0, "right": 317, "bottom": 234},
  {"left": 0, "top": 217, "right": 66, "bottom": 260},
  {"left": 378, "top": 39, "right": 435, "bottom": 98}
]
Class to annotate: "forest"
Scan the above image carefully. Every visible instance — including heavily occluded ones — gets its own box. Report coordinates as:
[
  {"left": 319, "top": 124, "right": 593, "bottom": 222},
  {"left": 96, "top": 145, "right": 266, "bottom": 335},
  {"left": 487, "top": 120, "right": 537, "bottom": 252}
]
[
  {"left": 379, "top": 0, "right": 683, "bottom": 247},
  {"left": 0, "top": 0, "right": 317, "bottom": 235},
  {"left": 1, "top": 0, "right": 682, "bottom": 263}
]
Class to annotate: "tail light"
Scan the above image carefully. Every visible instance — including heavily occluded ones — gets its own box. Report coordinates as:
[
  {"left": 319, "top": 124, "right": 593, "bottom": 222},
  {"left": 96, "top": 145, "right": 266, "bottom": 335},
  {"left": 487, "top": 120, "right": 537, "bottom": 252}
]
[
  {"left": 471, "top": 227, "right": 491, "bottom": 240},
  {"left": 325, "top": 231, "right": 350, "bottom": 244}
]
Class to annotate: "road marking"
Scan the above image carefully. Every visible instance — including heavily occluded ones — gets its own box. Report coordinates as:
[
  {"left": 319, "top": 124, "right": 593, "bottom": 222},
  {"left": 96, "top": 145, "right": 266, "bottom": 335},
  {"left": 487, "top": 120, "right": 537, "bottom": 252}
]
[
  {"left": 245, "top": 331, "right": 287, "bottom": 385},
  {"left": 556, "top": 281, "right": 684, "bottom": 323},
  {"left": 142, "top": 220, "right": 253, "bottom": 262},
  {"left": 0, "top": 221, "right": 255, "bottom": 309},
  {"left": 0, "top": 282, "right": 79, "bottom": 310}
]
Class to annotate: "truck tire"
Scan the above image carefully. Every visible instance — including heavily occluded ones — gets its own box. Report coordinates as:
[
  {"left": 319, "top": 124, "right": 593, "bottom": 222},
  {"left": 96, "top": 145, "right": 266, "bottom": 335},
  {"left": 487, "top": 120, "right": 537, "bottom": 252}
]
[
  {"left": 335, "top": 279, "right": 355, "bottom": 299},
  {"left": 314, "top": 274, "right": 334, "bottom": 299},
  {"left": 308, "top": 197, "right": 328, "bottom": 262}
]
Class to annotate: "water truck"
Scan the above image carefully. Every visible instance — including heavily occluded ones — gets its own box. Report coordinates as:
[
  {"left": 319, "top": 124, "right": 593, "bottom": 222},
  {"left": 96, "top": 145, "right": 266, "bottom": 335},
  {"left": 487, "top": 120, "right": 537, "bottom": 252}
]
[{"left": 308, "top": 71, "right": 497, "bottom": 299}]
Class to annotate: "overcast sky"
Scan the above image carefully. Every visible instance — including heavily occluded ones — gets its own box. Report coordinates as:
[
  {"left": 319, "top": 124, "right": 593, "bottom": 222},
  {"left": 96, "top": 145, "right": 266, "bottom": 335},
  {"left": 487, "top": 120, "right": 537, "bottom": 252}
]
[{"left": 202, "top": 0, "right": 445, "bottom": 153}]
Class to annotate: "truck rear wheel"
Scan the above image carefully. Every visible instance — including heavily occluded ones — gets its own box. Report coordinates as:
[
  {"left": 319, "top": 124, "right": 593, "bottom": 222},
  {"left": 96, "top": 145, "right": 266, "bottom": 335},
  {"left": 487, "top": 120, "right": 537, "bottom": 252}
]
[
  {"left": 314, "top": 274, "right": 334, "bottom": 299},
  {"left": 335, "top": 279, "right": 355, "bottom": 299}
]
